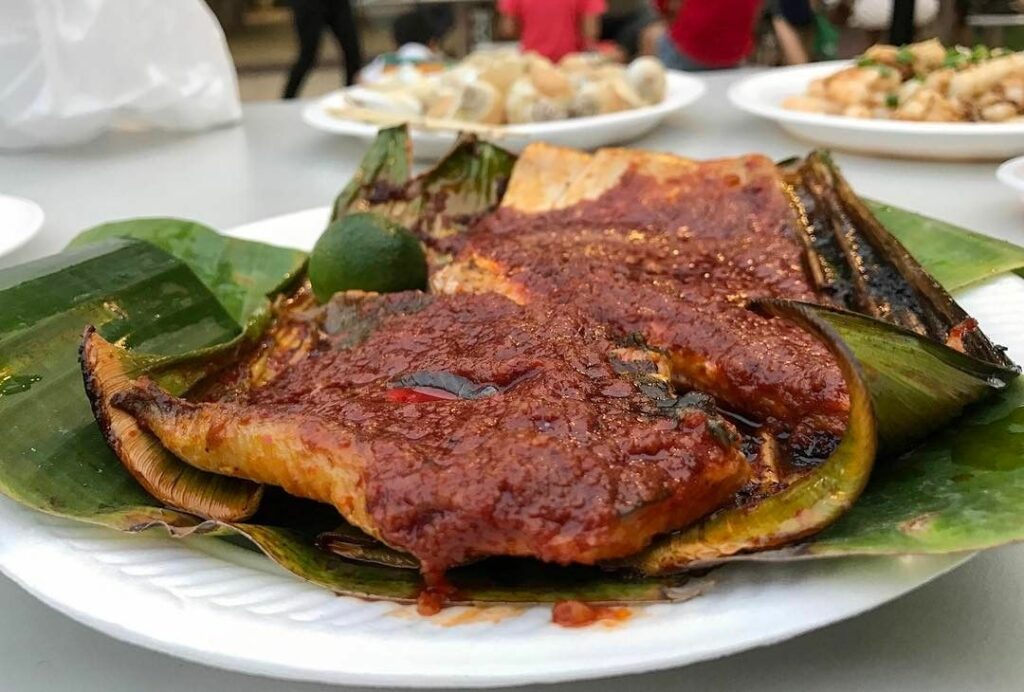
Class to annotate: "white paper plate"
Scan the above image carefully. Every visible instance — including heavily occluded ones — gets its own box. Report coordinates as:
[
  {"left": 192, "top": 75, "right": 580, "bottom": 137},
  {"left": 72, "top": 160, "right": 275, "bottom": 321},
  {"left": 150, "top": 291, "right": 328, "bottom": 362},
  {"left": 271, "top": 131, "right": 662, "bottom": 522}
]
[
  {"left": 729, "top": 62, "right": 1024, "bottom": 160},
  {"left": 303, "top": 72, "right": 706, "bottom": 159},
  {"left": 997, "top": 155, "right": 1024, "bottom": 205},
  {"left": 0, "top": 194, "right": 44, "bottom": 259},
  {"left": 1, "top": 206, "right": 1022, "bottom": 688}
]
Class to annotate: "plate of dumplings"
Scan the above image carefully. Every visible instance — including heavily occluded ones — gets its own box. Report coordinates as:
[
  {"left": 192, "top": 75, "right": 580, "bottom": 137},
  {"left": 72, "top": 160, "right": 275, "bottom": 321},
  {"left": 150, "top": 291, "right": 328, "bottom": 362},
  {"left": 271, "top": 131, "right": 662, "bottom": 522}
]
[{"left": 303, "top": 49, "right": 706, "bottom": 158}]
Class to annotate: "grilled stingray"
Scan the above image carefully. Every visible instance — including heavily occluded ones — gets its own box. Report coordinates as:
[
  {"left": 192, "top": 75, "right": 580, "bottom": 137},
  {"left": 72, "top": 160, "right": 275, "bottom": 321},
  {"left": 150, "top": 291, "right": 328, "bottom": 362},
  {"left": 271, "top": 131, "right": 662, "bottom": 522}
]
[
  {"left": 87, "top": 137, "right": 1015, "bottom": 586},
  {"left": 430, "top": 144, "right": 1011, "bottom": 504},
  {"left": 436, "top": 147, "right": 843, "bottom": 439},
  {"left": 109, "top": 290, "right": 749, "bottom": 580}
]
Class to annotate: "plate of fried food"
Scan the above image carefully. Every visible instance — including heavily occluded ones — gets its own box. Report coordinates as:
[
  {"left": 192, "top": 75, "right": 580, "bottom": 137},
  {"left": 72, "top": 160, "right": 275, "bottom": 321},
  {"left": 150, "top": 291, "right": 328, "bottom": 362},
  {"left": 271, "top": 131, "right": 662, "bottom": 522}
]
[
  {"left": 730, "top": 39, "right": 1024, "bottom": 159},
  {"left": 303, "top": 48, "right": 705, "bottom": 158},
  {"left": 1, "top": 127, "right": 1024, "bottom": 687}
]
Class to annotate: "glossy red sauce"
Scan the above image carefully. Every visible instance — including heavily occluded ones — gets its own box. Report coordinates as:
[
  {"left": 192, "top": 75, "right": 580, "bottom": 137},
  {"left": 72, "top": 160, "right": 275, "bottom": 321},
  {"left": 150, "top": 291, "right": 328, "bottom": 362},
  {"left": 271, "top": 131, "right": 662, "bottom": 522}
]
[
  {"left": 451, "top": 160, "right": 849, "bottom": 456},
  {"left": 244, "top": 292, "right": 749, "bottom": 579},
  {"left": 945, "top": 317, "right": 978, "bottom": 353},
  {"left": 386, "top": 387, "right": 460, "bottom": 403},
  {"left": 416, "top": 581, "right": 458, "bottom": 616},
  {"left": 551, "top": 600, "right": 632, "bottom": 628}
]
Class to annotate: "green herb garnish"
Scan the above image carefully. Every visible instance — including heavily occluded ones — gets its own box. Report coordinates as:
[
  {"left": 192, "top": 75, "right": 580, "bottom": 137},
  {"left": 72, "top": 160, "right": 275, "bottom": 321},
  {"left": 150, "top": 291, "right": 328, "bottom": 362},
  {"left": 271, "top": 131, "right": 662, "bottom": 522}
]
[
  {"left": 896, "top": 47, "right": 913, "bottom": 64},
  {"left": 856, "top": 56, "right": 876, "bottom": 68},
  {"left": 944, "top": 46, "right": 970, "bottom": 69},
  {"left": 885, "top": 93, "right": 899, "bottom": 109}
]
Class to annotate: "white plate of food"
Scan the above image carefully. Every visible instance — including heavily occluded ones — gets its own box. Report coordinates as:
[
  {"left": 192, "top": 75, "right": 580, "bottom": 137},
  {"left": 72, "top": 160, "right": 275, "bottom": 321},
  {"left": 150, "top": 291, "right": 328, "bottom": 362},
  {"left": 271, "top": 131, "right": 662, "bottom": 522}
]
[
  {"left": 3, "top": 135, "right": 1024, "bottom": 688},
  {"left": 730, "top": 42, "right": 1024, "bottom": 160},
  {"left": 303, "top": 51, "right": 705, "bottom": 158},
  {"left": 3, "top": 202, "right": 1023, "bottom": 686},
  {"left": 0, "top": 194, "right": 44, "bottom": 259},
  {"left": 0, "top": 493, "right": 976, "bottom": 688}
]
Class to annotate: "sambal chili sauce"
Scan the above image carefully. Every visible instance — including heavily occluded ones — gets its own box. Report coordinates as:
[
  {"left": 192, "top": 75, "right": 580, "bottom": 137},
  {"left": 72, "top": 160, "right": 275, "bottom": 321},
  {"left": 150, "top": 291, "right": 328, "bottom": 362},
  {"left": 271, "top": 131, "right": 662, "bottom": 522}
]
[
  {"left": 440, "top": 159, "right": 849, "bottom": 464},
  {"left": 551, "top": 600, "right": 632, "bottom": 628},
  {"left": 238, "top": 292, "right": 750, "bottom": 581}
]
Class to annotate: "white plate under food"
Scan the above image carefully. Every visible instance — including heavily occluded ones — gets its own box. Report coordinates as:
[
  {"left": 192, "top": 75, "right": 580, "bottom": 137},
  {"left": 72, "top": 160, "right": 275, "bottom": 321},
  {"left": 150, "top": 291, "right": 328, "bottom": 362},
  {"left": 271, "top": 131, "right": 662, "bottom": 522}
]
[
  {"left": 2, "top": 206, "right": 1023, "bottom": 688},
  {"left": 0, "top": 194, "right": 44, "bottom": 259},
  {"left": 729, "top": 62, "right": 1024, "bottom": 160},
  {"left": 303, "top": 72, "right": 706, "bottom": 159},
  {"left": 997, "top": 155, "right": 1024, "bottom": 204}
]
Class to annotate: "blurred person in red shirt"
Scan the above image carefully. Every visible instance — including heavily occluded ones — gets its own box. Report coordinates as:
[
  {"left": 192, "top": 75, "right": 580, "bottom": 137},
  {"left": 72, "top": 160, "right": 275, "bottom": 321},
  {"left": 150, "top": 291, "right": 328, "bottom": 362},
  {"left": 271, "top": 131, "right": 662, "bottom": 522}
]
[
  {"left": 653, "top": 0, "right": 764, "bottom": 70},
  {"left": 498, "top": 0, "right": 608, "bottom": 62}
]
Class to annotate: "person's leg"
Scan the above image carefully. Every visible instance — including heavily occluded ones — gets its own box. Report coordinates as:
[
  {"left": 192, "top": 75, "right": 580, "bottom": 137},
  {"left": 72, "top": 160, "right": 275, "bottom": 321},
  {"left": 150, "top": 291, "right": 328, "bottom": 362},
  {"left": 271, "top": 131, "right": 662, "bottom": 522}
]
[
  {"left": 283, "top": 0, "right": 325, "bottom": 99},
  {"left": 655, "top": 31, "right": 726, "bottom": 71},
  {"left": 325, "top": 0, "right": 364, "bottom": 86},
  {"left": 638, "top": 21, "right": 665, "bottom": 57},
  {"left": 772, "top": 15, "right": 810, "bottom": 65}
]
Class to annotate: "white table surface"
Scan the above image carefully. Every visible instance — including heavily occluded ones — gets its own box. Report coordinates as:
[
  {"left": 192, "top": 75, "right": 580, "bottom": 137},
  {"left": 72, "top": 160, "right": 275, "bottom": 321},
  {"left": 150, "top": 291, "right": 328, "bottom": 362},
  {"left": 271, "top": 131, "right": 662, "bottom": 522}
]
[{"left": 0, "top": 70, "right": 1022, "bottom": 691}]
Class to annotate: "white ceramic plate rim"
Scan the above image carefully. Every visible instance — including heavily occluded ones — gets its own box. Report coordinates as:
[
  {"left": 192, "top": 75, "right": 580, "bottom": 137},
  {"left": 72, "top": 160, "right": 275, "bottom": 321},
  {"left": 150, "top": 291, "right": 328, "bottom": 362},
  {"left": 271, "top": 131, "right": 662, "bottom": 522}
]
[
  {"left": 0, "top": 194, "right": 44, "bottom": 259},
  {"left": 302, "top": 71, "right": 706, "bottom": 138},
  {"left": 729, "top": 61, "right": 1024, "bottom": 135},
  {"left": 0, "top": 206, "right": 1020, "bottom": 688},
  {"left": 997, "top": 155, "right": 1024, "bottom": 193}
]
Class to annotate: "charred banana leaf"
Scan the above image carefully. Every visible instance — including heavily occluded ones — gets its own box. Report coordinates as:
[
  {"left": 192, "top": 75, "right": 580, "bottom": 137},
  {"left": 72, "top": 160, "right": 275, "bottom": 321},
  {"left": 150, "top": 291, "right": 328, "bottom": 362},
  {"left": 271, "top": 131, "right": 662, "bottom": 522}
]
[
  {"left": 332, "top": 124, "right": 412, "bottom": 219},
  {"left": 783, "top": 151, "right": 1013, "bottom": 368},
  {"left": 333, "top": 125, "right": 516, "bottom": 245}
]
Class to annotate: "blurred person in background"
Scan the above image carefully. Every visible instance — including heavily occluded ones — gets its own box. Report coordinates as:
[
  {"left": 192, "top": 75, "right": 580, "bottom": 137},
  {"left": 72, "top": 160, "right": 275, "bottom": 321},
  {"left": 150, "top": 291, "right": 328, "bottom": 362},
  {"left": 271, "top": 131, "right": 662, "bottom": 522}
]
[
  {"left": 654, "top": 0, "right": 765, "bottom": 70},
  {"left": 771, "top": 0, "right": 828, "bottom": 64},
  {"left": 600, "top": 0, "right": 665, "bottom": 60},
  {"left": 283, "top": 0, "right": 363, "bottom": 99},
  {"left": 359, "top": 7, "right": 453, "bottom": 83},
  {"left": 498, "top": 0, "right": 608, "bottom": 62}
]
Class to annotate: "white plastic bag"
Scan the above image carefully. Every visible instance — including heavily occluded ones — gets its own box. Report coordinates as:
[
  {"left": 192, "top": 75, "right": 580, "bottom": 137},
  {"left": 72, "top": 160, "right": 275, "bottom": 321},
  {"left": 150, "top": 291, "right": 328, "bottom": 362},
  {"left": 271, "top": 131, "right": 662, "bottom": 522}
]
[{"left": 0, "top": 0, "right": 242, "bottom": 150}]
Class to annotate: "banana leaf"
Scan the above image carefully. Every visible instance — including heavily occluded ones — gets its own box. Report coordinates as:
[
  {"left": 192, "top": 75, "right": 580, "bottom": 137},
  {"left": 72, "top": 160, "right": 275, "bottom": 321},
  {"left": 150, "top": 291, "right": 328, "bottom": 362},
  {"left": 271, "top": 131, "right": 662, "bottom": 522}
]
[
  {"left": 688, "top": 379, "right": 1024, "bottom": 564},
  {"left": 68, "top": 217, "right": 308, "bottom": 326},
  {"left": 803, "top": 377, "right": 1024, "bottom": 557},
  {"left": 0, "top": 239, "right": 246, "bottom": 531},
  {"left": 332, "top": 124, "right": 412, "bottom": 220},
  {"left": 784, "top": 152, "right": 1012, "bottom": 365},
  {"left": 333, "top": 125, "right": 516, "bottom": 244},
  {"left": 66, "top": 219, "right": 306, "bottom": 520},
  {"left": 866, "top": 201, "right": 1024, "bottom": 292}
]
